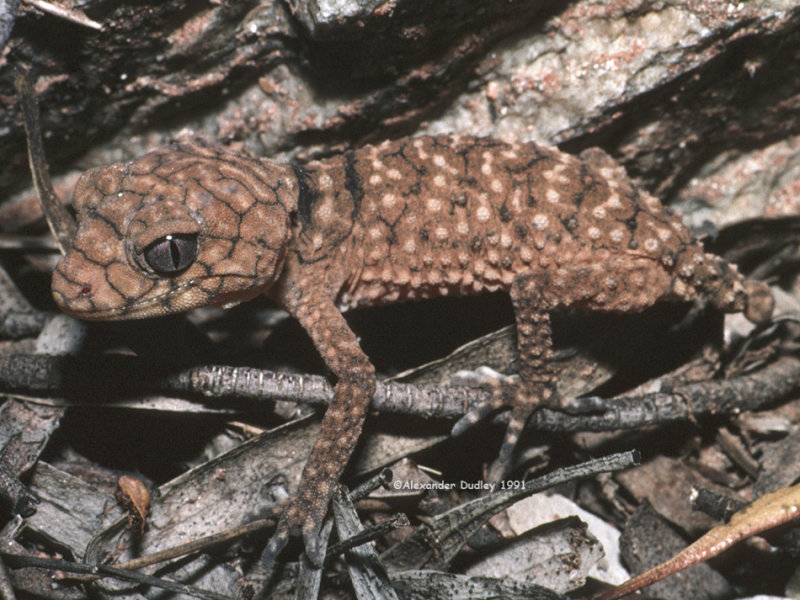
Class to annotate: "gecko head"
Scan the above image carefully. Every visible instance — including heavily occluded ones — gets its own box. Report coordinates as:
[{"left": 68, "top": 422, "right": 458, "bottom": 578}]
[{"left": 52, "top": 143, "right": 297, "bottom": 320}]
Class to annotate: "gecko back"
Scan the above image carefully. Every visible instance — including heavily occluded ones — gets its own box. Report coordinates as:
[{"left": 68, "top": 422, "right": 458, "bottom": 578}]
[{"left": 291, "top": 135, "right": 772, "bottom": 325}]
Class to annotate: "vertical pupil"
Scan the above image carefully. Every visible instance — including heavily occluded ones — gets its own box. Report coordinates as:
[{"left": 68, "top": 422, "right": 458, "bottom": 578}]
[
  {"left": 167, "top": 235, "right": 180, "bottom": 269},
  {"left": 143, "top": 233, "right": 197, "bottom": 274}
]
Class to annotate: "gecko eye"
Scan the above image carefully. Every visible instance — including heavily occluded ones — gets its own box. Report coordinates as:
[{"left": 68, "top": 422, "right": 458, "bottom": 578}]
[{"left": 142, "top": 233, "right": 198, "bottom": 275}]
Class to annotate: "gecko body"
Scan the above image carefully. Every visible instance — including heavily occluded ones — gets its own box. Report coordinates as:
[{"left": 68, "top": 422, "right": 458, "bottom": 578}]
[{"left": 51, "top": 135, "right": 773, "bottom": 565}]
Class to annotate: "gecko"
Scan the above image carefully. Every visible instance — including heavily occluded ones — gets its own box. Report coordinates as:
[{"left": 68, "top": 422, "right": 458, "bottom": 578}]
[
  {"left": 50, "top": 135, "right": 774, "bottom": 568},
  {"left": 593, "top": 482, "right": 800, "bottom": 600}
]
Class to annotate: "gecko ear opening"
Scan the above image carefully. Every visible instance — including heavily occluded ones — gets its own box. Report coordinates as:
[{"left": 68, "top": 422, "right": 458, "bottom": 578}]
[{"left": 141, "top": 233, "right": 198, "bottom": 275}]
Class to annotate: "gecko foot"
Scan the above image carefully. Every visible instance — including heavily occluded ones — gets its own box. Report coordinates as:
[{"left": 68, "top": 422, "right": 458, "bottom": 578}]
[
  {"left": 450, "top": 367, "right": 518, "bottom": 436},
  {"left": 302, "top": 518, "right": 327, "bottom": 568},
  {"left": 259, "top": 490, "right": 329, "bottom": 571},
  {"left": 450, "top": 368, "right": 551, "bottom": 480},
  {"left": 247, "top": 516, "right": 325, "bottom": 599},
  {"left": 450, "top": 367, "right": 606, "bottom": 480},
  {"left": 450, "top": 367, "right": 604, "bottom": 435}
]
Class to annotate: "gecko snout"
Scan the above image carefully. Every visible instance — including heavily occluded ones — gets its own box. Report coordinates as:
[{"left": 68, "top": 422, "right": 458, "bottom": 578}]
[
  {"left": 51, "top": 250, "right": 134, "bottom": 319},
  {"left": 51, "top": 255, "right": 98, "bottom": 315}
]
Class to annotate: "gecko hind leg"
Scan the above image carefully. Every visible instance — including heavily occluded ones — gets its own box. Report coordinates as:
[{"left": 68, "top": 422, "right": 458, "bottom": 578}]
[
  {"left": 448, "top": 273, "right": 559, "bottom": 481},
  {"left": 483, "top": 258, "right": 680, "bottom": 479},
  {"left": 454, "top": 271, "right": 602, "bottom": 481}
]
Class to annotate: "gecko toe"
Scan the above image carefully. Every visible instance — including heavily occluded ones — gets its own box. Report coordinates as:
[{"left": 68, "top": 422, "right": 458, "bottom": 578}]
[
  {"left": 452, "top": 396, "right": 506, "bottom": 436},
  {"left": 487, "top": 443, "right": 515, "bottom": 482},
  {"left": 487, "top": 457, "right": 510, "bottom": 482},
  {"left": 259, "top": 524, "right": 290, "bottom": 567},
  {"left": 487, "top": 401, "right": 536, "bottom": 481},
  {"left": 450, "top": 366, "right": 516, "bottom": 386}
]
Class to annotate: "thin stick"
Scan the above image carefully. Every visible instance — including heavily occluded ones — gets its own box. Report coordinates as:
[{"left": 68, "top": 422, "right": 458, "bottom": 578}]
[
  {"left": 22, "top": 0, "right": 102, "bottom": 30},
  {"left": 13, "top": 66, "right": 77, "bottom": 254},
  {"left": 63, "top": 517, "right": 276, "bottom": 582},
  {"left": 115, "top": 517, "right": 274, "bottom": 571},
  {"left": 327, "top": 513, "right": 410, "bottom": 558},
  {"left": 1, "top": 354, "right": 799, "bottom": 432},
  {"left": 0, "top": 553, "right": 231, "bottom": 600},
  {"left": 594, "top": 482, "right": 800, "bottom": 600}
]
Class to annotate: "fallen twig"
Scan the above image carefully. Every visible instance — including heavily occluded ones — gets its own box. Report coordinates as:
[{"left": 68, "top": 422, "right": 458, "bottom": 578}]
[
  {"left": 0, "top": 553, "right": 231, "bottom": 600},
  {"left": 22, "top": 0, "right": 102, "bottom": 31},
  {"left": 61, "top": 517, "right": 275, "bottom": 583},
  {"left": 328, "top": 513, "right": 410, "bottom": 560},
  {"left": 594, "top": 481, "right": 800, "bottom": 600},
  {"left": 0, "top": 354, "right": 798, "bottom": 433},
  {"left": 381, "top": 450, "right": 640, "bottom": 571}
]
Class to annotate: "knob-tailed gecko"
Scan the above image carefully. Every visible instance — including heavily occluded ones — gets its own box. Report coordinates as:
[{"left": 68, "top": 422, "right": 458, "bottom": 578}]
[{"left": 51, "top": 135, "right": 774, "bottom": 566}]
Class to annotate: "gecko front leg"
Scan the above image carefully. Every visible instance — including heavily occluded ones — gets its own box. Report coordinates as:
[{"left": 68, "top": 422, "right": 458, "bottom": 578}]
[{"left": 261, "top": 285, "right": 376, "bottom": 566}]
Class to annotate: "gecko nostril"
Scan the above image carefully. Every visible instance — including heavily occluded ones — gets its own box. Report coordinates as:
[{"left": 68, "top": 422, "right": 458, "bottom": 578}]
[{"left": 79, "top": 285, "right": 92, "bottom": 297}]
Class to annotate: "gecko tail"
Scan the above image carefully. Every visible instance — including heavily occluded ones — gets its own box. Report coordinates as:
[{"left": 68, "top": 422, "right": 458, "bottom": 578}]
[
  {"left": 674, "top": 249, "right": 774, "bottom": 325},
  {"left": 743, "top": 279, "right": 774, "bottom": 325},
  {"left": 707, "top": 263, "right": 774, "bottom": 325}
]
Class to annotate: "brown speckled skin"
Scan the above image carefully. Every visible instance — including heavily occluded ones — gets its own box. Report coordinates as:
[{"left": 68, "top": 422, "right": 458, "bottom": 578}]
[{"left": 52, "top": 135, "right": 773, "bottom": 565}]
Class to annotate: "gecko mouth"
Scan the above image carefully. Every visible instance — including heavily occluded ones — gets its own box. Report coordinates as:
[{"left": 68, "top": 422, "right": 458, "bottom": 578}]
[
  {"left": 54, "top": 286, "right": 191, "bottom": 320},
  {"left": 51, "top": 263, "right": 199, "bottom": 320},
  {"left": 53, "top": 274, "right": 263, "bottom": 321}
]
